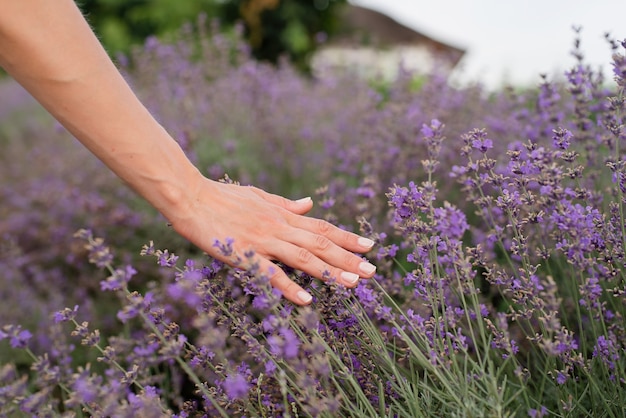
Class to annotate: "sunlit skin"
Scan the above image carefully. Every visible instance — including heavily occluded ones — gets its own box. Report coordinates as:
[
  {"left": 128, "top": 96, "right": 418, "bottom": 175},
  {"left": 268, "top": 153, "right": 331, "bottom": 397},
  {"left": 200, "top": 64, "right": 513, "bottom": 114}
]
[{"left": 0, "top": 0, "right": 376, "bottom": 305}]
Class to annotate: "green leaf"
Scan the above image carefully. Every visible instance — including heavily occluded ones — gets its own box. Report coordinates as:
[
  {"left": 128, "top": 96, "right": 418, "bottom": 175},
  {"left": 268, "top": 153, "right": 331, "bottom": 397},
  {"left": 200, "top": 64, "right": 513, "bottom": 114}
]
[{"left": 281, "top": 20, "right": 310, "bottom": 54}]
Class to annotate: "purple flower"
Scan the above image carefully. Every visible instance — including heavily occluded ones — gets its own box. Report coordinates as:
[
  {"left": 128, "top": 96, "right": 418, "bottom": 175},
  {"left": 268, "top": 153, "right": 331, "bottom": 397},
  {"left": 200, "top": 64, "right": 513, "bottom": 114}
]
[
  {"left": 320, "top": 197, "right": 336, "bottom": 209},
  {"left": 75, "top": 230, "right": 115, "bottom": 268},
  {"left": 100, "top": 265, "right": 137, "bottom": 291},
  {"left": 354, "top": 283, "right": 377, "bottom": 305},
  {"left": 5, "top": 21, "right": 626, "bottom": 417},
  {"left": 134, "top": 341, "right": 160, "bottom": 357},
  {"left": 551, "top": 127, "right": 573, "bottom": 150},
  {"left": 432, "top": 202, "right": 469, "bottom": 241},
  {"left": 528, "top": 406, "right": 548, "bottom": 418},
  {"left": 53, "top": 305, "right": 79, "bottom": 323},
  {"left": 156, "top": 249, "right": 179, "bottom": 267},
  {"left": 471, "top": 137, "right": 494, "bottom": 152},
  {"left": 189, "top": 346, "right": 215, "bottom": 368},
  {"left": 420, "top": 118, "right": 442, "bottom": 138},
  {"left": 223, "top": 372, "right": 249, "bottom": 400},
  {"left": 267, "top": 326, "right": 300, "bottom": 359},
  {"left": 611, "top": 41, "right": 626, "bottom": 86},
  {"left": 593, "top": 334, "right": 620, "bottom": 373},
  {"left": 264, "top": 360, "right": 277, "bottom": 376},
  {"left": 280, "top": 327, "right": 300, "bottom": 359},
  {"left": 387, "top": 181, "right": 433, "bottom": 224},
  {"left": 72, "top": 374, "right": 99, "bottom": 404},
  {"left": 250, "top": 288, "right": 281, "bottom": 310},
  {"left": 0, "top": 325, "right": 32, "bottom": 349},
  {"left": 140, "top": 240, "right": 156, "bottom": 256},
  {"left": 212, "top": 237, "right": 235, "bottom": 257}
]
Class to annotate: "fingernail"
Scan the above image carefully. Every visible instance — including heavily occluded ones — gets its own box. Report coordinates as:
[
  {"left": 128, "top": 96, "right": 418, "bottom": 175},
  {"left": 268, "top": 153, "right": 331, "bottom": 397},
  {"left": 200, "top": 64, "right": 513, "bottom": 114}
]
[
  {"left": 359, "top": 262, "right": 376, "bottom": 275},
  {"left": 295, "top": 197, "right": 312, "bottom": 204},
  {"left": 341, "top": 271, "right": 360, "bottom": 284},
  {"left": 358, "top": 237, "right": 375, "bottom": 248},
  {"left": 297, "top": 290, "right": 312, "bottom": 304}
]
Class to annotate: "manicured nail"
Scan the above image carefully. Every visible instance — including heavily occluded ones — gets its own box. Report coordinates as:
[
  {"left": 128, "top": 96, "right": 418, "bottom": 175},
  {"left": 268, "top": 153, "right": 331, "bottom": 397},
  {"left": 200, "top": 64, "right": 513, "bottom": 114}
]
[
  {"left": 297, "top": 290, "right": 312, "bottom": 304},
  {"left": 295, "top": 197, "right": 312, "bottom": 204},
  {"left": 359, "top": 262, "right": 376, "bottom": 275},
  {"left": 358, "top": 237, "right": 375, "bottom": 248},
  {"left": 341, "top": 271, "right": 360, "bottom": 284}
]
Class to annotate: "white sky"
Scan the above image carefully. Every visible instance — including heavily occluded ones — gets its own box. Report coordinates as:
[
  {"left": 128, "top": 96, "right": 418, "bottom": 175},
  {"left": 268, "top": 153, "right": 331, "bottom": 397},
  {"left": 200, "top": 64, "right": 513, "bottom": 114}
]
[{"left": 351, "top": 0, "right": 626, "bottom": 89}]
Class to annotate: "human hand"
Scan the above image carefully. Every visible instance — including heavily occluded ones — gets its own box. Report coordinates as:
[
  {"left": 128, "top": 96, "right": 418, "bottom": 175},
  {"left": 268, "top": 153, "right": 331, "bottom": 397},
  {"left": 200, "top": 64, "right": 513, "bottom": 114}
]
[
  {"left": 167, "top": 177, "right": 377, "bottom": 305},
  {"left": 0, "top": 0, "right": 376, "bottom": 306}
]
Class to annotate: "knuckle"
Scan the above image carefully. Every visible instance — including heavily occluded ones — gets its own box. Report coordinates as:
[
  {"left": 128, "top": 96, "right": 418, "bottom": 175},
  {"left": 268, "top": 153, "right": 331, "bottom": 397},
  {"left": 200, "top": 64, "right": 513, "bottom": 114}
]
[
  {"left": 282, "top": 280, "right": 299, "bottom": 295},
  {"left": 344, "top": 252, "right": 360, "bottom": 268},
  {"left": 280, "top": 198, "right": 291, "bottom": 209},
  {"left": 272, "top": 195, "right": 290, "bottom": 209},
  {"left": 297, "top": 248, "right": 314, "bottom": 264},
  {"left": 342, "top": 231, "right": 357, "bottom": 247},
  {"left": 327, "top": 267, "right": 342, "bottom": 283},
  {"left": 315, "top": 218, "right": 332, "bottom": 235},
  {"left": 267, "top": 266, "right": 283, "bottom": 282},
  {"left": 314, "top": 235, "right": 332, "bottom": 251}
]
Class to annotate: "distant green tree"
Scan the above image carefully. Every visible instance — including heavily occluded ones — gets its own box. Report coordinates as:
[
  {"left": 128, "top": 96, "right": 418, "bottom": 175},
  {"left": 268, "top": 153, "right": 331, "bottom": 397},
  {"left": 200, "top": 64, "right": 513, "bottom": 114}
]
[
  {"left": 218, "top": 0, "right": 346, "bottom": 70},
  {"left": 78, "top": 0, "right": 346, "bottom": 70},
  {"left": 78, "top": 0, "right": 220, "bottom": 55}
]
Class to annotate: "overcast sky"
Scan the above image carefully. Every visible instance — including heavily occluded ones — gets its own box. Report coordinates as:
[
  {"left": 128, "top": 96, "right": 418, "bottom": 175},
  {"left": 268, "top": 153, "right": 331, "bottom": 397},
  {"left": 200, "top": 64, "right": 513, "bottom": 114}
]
[{"left": 350, "top": 0, "right": 626, "bottom": 89}]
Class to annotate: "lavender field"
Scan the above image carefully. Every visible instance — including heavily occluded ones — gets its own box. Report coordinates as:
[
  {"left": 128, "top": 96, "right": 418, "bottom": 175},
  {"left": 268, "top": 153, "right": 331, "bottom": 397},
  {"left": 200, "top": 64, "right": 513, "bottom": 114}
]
[{"left": 1, "top": 22, "right": 626, "bottom": 417}]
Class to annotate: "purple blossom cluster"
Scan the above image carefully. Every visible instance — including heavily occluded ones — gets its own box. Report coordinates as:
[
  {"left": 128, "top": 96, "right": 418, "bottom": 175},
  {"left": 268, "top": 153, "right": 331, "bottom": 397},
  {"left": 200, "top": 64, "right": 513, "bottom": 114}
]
[
  {"left": 2, "top": 19, "right": 626, "bottom": 417},
  {"left": 0, "top": 115, "right": 196, "bottom": 368}
]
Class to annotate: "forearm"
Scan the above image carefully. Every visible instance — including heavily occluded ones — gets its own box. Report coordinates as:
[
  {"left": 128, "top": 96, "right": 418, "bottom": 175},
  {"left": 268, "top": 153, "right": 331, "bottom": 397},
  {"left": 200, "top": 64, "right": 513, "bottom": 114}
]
[
  {"left": 0, "top": 0, "right": 201, "bottom": 220},
  {"left": 0, "top": 0, "right": 378, "bottom": 305}
]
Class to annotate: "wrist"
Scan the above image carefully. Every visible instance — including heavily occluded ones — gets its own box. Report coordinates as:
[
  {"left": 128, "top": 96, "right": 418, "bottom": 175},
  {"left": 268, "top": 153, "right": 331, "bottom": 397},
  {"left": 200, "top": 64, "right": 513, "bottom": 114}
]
[
  {"left": 156, "top": 166, "right": 205, "bottom": 224},
  {"left": 119, "top": 133, "right": 206, "bottom": 225},
  {"left": 148, "top": 152, "right": 206, "bottom": 224}
]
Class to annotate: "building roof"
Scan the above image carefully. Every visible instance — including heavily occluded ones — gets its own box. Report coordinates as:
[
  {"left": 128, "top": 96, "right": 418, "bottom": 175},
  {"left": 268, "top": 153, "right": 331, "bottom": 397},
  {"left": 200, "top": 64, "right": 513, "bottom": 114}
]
[{"left": 329, "top": 4, "right": 465, "bottom": 67}]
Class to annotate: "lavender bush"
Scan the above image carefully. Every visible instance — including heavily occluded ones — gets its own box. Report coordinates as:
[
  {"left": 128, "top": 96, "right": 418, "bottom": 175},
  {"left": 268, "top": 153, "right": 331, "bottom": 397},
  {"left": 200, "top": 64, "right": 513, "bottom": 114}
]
[{"left": 1, "top": 18, "right": 625, "bottom": 416}]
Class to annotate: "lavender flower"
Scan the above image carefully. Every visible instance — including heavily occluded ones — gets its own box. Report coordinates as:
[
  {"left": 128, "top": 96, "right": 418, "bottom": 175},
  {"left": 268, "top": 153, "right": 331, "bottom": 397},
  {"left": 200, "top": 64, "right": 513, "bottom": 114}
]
[
  {"left": 0, "top": 324, "right": 32, "bottom": 348},
  {"left": 53, "top": 305, "right": 79, "bottom": 323},
  {"left": 222, "top": 371, "right": 250, "bottom": 400},
  {"left": 2, "top": 17, "right": 626, "bottom": 417}
]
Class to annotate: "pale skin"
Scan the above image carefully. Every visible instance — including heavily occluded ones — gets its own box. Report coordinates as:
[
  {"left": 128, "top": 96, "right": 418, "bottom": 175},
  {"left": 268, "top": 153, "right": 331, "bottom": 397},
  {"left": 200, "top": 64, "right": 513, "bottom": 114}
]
[{"left": 0, "top": 0, "right": 376, "bottom": 306}]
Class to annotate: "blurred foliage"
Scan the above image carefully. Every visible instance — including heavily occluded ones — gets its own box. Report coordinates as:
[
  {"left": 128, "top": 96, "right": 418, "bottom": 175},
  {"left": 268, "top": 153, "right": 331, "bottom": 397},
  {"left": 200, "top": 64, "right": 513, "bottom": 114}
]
[
  {"left": 78, "top": 0, "right": 346, "bottom": 70},
  {"left": 218, "top": 0, "right": 346, "bottom": 70},
  {"left": 78, "top": 0, "right": 220, "bottom": 54}
]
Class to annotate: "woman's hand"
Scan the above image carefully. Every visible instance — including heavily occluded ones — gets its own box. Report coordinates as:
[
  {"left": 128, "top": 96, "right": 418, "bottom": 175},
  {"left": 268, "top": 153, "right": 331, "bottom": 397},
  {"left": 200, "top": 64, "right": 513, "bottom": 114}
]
[
  {"left": 169, "top": 177, "right": 376, "bottom": 305},
  {"left": 0, "top": 0, "right": 376, "bottom": 306}
]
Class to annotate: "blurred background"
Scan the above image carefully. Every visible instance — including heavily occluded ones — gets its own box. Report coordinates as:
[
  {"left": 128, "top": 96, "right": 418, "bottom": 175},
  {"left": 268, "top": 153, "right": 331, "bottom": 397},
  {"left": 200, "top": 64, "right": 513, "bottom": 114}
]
[
  {"left": 1, "top": 0, "right": 623, "bottom": 92},
  {"left": 355, "top": 0, "right": 626, "bottom": 89},
  {"left": 71, "top": 0, "right": 626, "bottom": 89}
]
